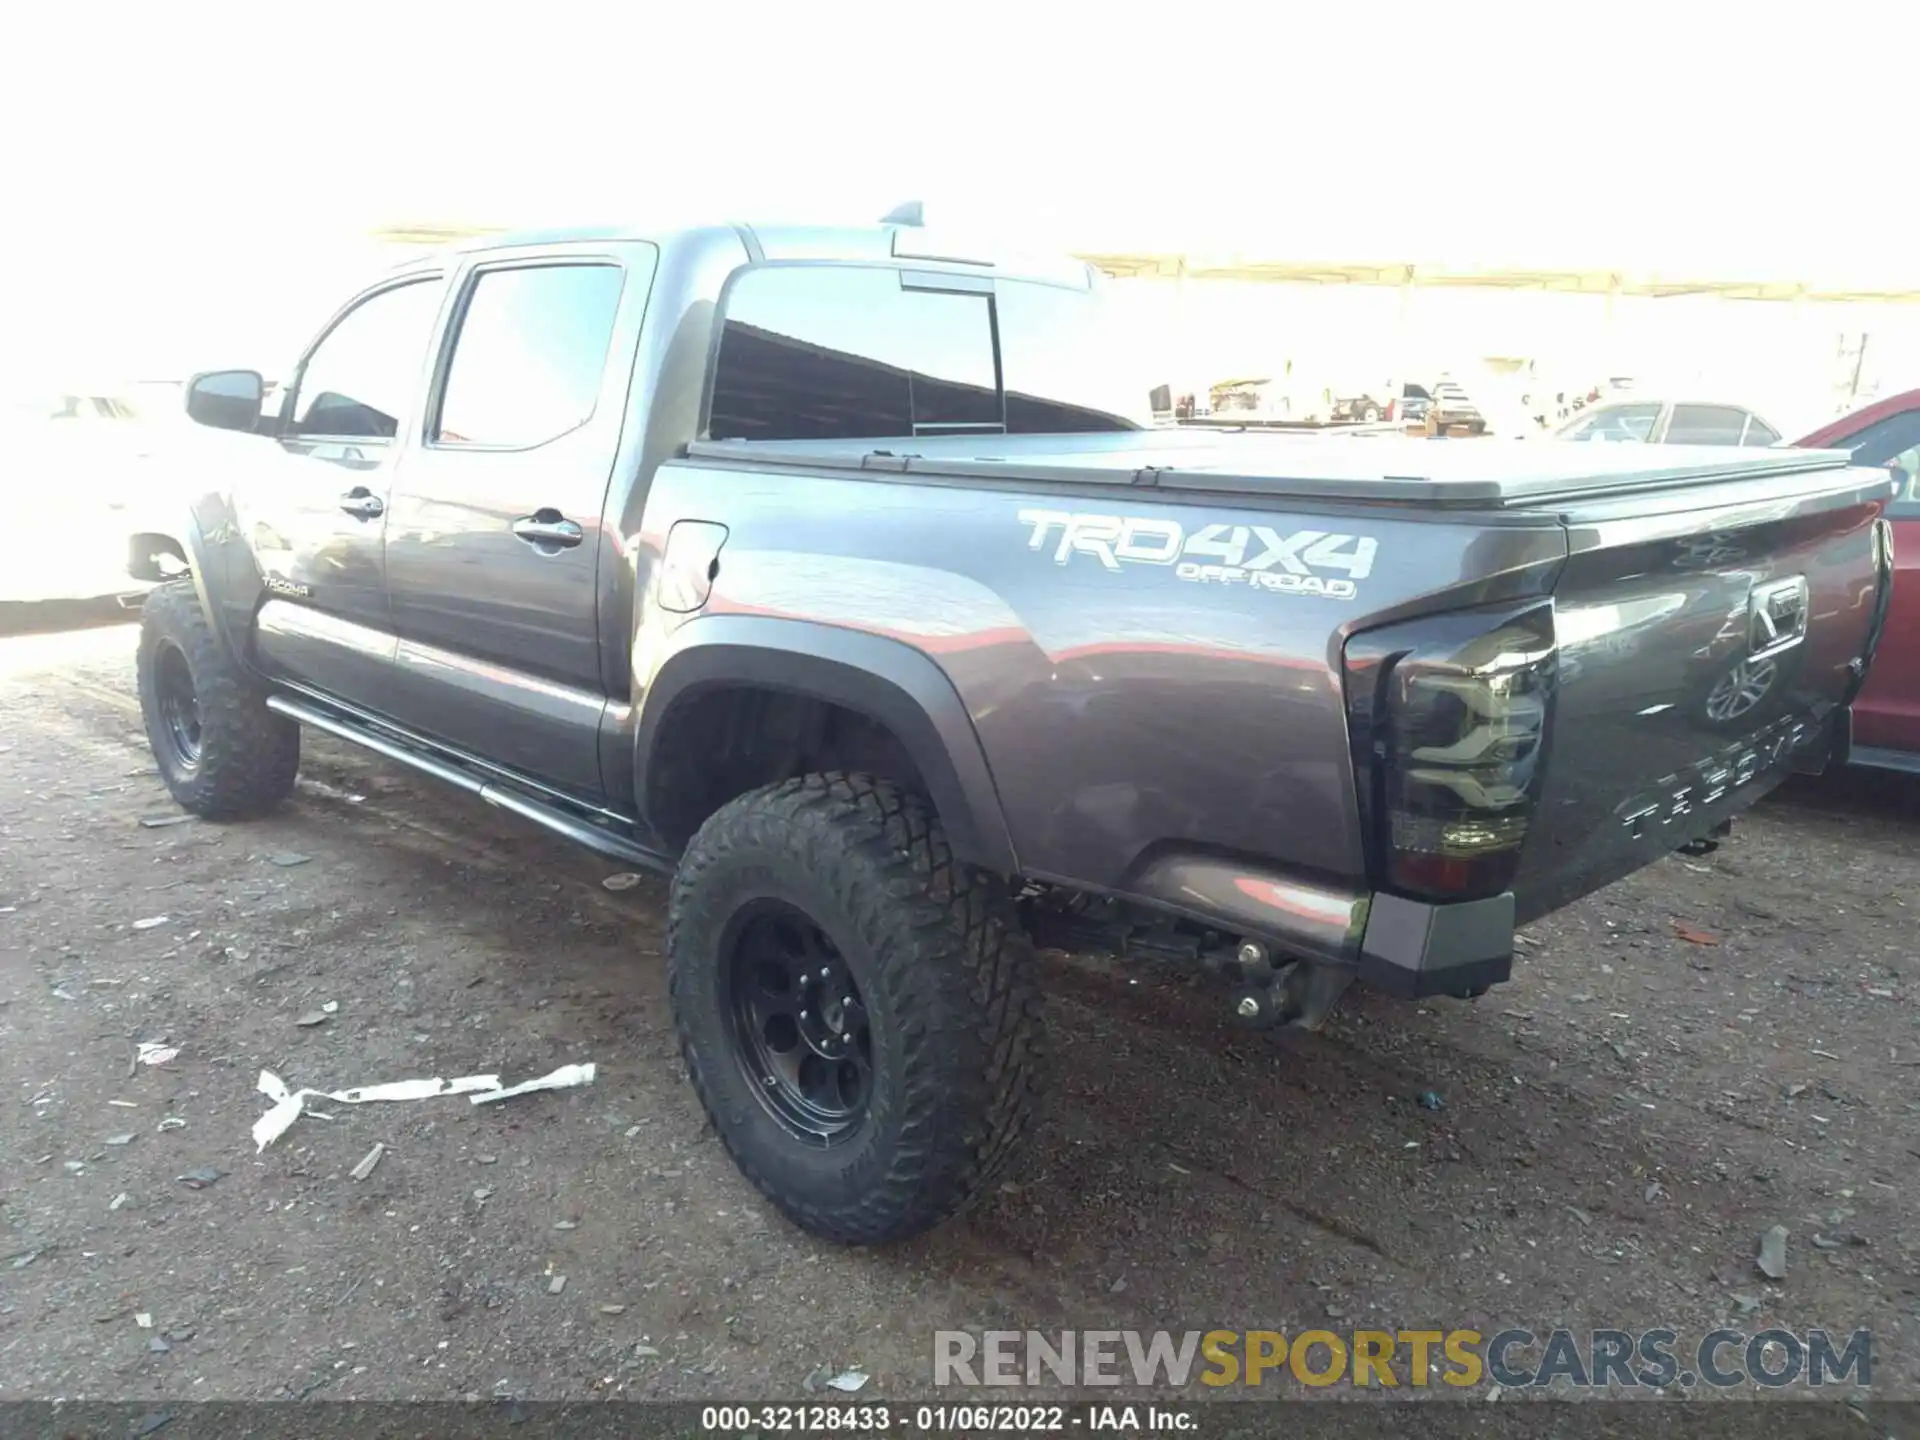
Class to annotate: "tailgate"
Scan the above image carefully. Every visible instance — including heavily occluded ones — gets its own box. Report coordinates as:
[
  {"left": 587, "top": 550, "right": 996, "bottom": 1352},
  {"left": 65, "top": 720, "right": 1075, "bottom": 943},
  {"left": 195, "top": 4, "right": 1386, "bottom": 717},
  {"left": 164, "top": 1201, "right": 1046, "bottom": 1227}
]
[
  {"left": 1514, "top": 463, "right": 1894, "bottom": 921},
  {"left": 1340, "top": 459, "right": 1893, "bottom": 931}
]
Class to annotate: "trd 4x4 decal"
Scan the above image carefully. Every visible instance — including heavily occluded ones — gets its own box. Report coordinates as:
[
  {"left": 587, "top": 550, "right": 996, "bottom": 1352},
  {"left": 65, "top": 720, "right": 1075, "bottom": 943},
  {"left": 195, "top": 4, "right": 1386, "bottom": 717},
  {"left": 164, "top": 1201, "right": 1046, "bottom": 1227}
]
[{"left": 1017, "top": 509, "right": 1378, "bottom": 600}]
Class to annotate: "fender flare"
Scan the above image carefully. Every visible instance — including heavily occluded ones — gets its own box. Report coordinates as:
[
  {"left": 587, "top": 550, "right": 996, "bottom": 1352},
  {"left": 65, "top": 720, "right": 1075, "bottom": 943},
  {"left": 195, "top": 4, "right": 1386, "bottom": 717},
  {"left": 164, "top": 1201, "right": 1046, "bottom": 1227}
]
[
  {"left": 634, "top": 615, "right": 1018, "bottom": 876},
  {"left": 178, "top": 509, "right": 230, "bottom": 646},
  {"left": 173, "top": 496, "right": 261, "bottom": 674}
]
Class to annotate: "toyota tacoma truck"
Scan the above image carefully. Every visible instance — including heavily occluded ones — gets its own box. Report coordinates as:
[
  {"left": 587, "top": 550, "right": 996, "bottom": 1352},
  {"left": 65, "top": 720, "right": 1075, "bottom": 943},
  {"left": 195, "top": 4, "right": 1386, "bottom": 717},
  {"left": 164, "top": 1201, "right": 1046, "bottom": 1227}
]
[{"left": 139, "top": 216, "right": 1896, "bottom": 1246}]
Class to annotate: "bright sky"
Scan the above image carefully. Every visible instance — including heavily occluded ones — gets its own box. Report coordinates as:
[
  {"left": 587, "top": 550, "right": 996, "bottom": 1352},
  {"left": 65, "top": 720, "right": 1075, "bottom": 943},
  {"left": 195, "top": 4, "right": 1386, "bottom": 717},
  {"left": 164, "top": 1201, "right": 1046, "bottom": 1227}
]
[{"left": 5, "top": 0, "right": 1912, "bottom": 381}]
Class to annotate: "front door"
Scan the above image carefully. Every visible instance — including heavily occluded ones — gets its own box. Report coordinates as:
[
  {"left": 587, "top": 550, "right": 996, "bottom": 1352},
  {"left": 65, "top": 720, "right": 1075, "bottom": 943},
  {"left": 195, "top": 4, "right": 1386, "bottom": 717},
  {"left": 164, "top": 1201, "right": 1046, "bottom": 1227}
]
[
  {"left": 381, "top": 243, "right": 657, "bottom": 801},
  {"left": 242, "top": 274, "right": 447, "bottom": 710},
  {"left": 1842, "top": 410, "right": 1920, "bottom": 757}
]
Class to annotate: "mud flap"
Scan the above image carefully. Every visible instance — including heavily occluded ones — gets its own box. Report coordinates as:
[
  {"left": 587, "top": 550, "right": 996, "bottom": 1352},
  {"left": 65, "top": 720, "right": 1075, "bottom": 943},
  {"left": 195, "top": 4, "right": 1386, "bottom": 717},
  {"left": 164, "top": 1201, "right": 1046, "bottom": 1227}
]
[{"left": 1792, "top": 705, "right": 1852, "bottom": 776}]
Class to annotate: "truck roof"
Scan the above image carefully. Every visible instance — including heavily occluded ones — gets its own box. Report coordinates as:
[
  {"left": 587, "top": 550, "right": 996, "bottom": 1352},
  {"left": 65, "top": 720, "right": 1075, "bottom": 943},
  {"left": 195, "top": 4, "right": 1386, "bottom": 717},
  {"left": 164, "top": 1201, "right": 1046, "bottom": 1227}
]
[
  {"left": 688, "top": 430, "right": 1864, "bottom": 510},
  {"left": 389, "top": 220, "right": 1096, "bottom": 290}
]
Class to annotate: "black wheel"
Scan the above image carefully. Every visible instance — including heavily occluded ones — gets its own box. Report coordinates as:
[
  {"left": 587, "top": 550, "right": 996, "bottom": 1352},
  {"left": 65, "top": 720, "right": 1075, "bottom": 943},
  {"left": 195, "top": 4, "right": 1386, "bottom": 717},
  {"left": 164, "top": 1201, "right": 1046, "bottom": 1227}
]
[
  {"left": 136, "top": 580, "right": 300, "bottom": 819},
  {"left": 668, "top": 774, "right": 1045, "bottom": 1245}
]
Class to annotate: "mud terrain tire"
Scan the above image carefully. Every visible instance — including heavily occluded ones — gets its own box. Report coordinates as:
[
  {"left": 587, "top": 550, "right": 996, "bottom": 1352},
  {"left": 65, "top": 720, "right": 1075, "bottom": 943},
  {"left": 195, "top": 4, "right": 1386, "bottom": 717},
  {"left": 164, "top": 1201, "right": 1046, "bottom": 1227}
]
[
  {"left": 668, "top": 773, "right": 1044, "bottom": 1245},
  {"left": 137, "top": 580, "right": 299, "bottom": 820}
]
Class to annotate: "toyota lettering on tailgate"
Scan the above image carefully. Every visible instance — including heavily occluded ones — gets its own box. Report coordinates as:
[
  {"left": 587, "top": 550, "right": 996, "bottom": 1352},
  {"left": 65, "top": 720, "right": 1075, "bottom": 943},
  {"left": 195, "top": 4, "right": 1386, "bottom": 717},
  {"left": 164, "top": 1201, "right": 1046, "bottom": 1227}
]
[
  {"left": 1615, "top": 715, "right": 1818, "bottom": 839},
  {"left": 1018, "top": 510, "right": 1379, "bottom": 600}
]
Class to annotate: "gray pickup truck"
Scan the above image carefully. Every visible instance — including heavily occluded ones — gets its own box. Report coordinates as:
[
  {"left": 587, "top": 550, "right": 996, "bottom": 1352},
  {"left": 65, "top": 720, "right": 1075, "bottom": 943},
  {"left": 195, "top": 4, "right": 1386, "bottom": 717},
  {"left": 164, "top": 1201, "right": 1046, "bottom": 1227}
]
[{"left": 143, "top": 216, "right": 1895, "bottom": 1245}]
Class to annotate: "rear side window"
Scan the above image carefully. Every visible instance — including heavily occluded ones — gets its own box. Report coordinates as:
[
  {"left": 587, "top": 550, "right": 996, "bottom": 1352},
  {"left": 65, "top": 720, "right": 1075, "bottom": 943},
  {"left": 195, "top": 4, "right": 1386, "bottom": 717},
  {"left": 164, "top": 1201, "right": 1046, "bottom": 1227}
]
[
  {"left": 291, "top": 279, "right": 443, "bottom": 439},
  {"left": 1665, "top": 404, "right": 1750, "bottom": 445},
  {"left": 434, "top": 263, "right": 625, "bottom": 448},
  {"left": 1562, "top": 402, "right": 1659, "bottom": 442},
  {"left": 1740, "top": 414, "right": 1780, "bottom": 446},
  {"left": 707, "top": 267, "right": 997, "bottom": 441}
]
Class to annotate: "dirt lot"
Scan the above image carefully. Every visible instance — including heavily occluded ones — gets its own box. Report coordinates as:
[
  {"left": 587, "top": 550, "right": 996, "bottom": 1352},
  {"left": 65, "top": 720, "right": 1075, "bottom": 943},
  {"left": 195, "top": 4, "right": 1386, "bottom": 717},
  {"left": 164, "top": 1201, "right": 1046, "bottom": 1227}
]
[{"left": 0, "top": 614, "right": 1914, "bottom": 1414}]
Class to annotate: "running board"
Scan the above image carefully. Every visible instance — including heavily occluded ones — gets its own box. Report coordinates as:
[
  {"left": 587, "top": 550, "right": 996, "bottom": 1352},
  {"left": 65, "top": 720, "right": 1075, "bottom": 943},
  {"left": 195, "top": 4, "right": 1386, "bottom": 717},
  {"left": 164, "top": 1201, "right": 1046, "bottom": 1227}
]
[{"left": 265, "top": 695, "right": 675, "bottom": 873}]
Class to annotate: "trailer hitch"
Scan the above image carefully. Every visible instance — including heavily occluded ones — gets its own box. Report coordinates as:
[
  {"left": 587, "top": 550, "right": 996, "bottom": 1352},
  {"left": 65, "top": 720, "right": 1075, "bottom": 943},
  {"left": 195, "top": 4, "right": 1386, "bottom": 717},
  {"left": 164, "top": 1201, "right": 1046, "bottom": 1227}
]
[{"left": 1213, "top": 942, "right": 1354, "bottom": 1031}]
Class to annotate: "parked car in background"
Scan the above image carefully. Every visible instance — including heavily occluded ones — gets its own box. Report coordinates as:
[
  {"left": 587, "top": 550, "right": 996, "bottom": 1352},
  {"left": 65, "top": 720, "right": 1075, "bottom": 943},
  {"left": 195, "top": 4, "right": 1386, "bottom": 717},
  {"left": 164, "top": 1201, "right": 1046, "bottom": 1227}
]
[
  {"left": 1555, "top": 399, "right": 1781, "bottom": 447},
  {"left": 0, "top": 389, "right": 189, "bottom": 607},
  {"left": 1329, "top": 392, "right": 1390, "bottom": 423},
  {"left": 1331, "top": 378, "right": 1434, "bottom": 427},
  {"left": 1427, "top": 379, "right": 1485, "bottom": 434},
  {"left": 1794, "top": 390, "right": 1920, "bottom": 772}
]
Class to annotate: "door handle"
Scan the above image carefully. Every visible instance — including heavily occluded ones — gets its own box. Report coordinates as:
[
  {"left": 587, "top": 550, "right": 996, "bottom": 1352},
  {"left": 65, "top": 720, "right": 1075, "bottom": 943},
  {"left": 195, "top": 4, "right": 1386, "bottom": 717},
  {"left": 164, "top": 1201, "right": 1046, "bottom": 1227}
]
[
  {"left": 339, "top": 489, "right": 385, "bottom": 520},
  {"left": 511, "top": 512, "right": 584, "bottom": 550}
]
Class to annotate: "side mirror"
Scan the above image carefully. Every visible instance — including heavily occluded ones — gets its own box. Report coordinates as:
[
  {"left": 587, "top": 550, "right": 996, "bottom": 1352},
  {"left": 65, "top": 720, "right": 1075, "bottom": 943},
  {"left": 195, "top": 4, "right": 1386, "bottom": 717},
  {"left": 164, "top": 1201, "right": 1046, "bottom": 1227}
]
[{"left": 185, "top": 370, "right": 265, "bottom": 433}]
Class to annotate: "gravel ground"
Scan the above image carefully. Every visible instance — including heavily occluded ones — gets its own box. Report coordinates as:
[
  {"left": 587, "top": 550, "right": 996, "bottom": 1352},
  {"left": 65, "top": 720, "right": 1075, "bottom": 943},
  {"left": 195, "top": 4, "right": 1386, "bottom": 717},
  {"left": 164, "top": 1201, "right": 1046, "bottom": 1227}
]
[{"left": 0, "top": 616, "right": 1914, "bottom": 1417}]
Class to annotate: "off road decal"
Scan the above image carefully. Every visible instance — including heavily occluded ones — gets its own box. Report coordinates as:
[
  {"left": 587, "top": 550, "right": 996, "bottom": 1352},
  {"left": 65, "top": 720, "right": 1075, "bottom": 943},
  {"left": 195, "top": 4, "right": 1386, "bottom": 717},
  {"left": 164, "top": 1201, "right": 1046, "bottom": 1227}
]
[{"left": 1017, "top": 510, "right": 1377, "bottom": 600}]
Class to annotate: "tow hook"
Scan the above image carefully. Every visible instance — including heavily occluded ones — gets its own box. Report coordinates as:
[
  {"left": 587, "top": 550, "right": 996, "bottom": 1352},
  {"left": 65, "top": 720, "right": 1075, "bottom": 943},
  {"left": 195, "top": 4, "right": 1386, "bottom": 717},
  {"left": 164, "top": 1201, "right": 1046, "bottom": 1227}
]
[{"left": 1214, "top": 941, "right": 1354, "bottom": 1031}]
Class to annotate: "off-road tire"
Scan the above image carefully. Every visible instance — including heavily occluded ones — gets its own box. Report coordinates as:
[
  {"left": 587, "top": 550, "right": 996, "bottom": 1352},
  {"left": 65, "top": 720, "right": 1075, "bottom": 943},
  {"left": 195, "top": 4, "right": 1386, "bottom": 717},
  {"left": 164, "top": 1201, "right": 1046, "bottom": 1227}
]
[
  {"left": 137, "top": 580, "right": 300, "bottom": 819},
  {"left": 668, "top": 773, "right": 1045, "bottom": 1245}
]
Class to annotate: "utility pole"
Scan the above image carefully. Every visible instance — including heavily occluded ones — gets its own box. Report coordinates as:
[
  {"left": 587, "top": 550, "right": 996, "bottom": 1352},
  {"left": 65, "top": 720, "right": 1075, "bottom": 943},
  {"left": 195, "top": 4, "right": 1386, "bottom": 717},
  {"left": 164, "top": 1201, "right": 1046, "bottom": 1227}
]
[{"left": 1847, "top": 333, "right": 1870, "bottom": 405}]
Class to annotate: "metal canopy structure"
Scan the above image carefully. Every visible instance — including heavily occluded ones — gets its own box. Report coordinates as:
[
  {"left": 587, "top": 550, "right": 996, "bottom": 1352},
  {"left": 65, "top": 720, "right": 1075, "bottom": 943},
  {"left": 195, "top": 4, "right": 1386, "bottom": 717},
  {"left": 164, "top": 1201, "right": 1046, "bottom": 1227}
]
[{"left": 1076, "top": 254, "right": 1920, "bottom": 306}]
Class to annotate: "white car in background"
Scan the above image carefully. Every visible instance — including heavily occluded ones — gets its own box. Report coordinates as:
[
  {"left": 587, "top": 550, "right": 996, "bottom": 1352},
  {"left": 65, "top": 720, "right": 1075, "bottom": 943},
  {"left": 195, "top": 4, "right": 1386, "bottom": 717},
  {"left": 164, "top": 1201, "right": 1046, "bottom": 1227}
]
[{"left": 1, "top": 388, "right": 192, "bottom": 607}]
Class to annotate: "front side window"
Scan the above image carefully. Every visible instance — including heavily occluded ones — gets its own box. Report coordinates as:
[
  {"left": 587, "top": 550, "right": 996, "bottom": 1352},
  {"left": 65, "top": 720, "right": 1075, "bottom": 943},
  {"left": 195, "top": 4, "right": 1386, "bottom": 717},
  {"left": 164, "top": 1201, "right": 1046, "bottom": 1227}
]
[
  {"left": 1560, "top": 402, "right": 1660, "bottom": 442},
  {"left": 434, "top": 264, "right": 626, "bottom": 448},
  {"left": 1834, "top": 409, "right": 1920, "bottom": 516},
  {"left": 290, "top": 279, "right": 443, "bottom": 439},
  {"left": 1664, "top": 404, "right": 1750, "bottom": 445},
  {"left": 1885, "top": 444, "right": 1920, "bottom": 514}
]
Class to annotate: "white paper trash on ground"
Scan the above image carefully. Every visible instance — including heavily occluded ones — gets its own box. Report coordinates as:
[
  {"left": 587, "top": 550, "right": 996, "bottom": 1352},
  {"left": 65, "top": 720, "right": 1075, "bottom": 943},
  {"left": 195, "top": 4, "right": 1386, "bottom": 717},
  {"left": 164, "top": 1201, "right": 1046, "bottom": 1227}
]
[
  {"left": 253, "top": 1063, "right": 594, "bottom": 1150},
  {"left": 469, "top": 1063, "right": 596, "bottom": 1106}
]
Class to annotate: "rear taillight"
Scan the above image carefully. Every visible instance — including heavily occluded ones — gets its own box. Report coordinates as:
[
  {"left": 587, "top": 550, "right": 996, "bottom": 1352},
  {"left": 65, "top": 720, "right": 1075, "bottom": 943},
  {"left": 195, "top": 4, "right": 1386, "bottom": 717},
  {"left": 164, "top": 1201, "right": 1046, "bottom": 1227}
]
[{"left": 1344, "top": 602, "right": 1557, "bottom": 902}]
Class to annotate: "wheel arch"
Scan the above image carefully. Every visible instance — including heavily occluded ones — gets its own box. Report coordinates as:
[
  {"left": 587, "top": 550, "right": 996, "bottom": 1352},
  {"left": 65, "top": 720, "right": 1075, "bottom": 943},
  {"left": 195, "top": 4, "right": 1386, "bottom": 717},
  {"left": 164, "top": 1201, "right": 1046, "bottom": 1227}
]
[{"left": 634, "top": 616, "right": 1018, "bottom": 876}]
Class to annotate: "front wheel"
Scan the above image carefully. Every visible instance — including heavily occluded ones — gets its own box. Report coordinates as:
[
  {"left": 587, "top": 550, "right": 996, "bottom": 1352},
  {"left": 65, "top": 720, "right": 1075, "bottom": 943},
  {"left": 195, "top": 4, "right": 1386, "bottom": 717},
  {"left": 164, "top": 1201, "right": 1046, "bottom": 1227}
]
[
  {"left": 667, "top": 774, "right": 1045, "bottom": 1245},
  {"left": 137, "top": 580, "right": 300, "bottom": 819}
]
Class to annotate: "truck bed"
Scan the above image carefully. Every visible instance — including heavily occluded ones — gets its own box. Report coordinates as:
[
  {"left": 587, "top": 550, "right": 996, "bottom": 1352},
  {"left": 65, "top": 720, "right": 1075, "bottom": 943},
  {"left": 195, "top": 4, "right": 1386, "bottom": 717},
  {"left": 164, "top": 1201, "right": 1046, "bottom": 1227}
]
[
  {"left": 677, "top": 425, "right": 1894, "bottom": 954},
  {"left": 687, "top": 430, "right": 1856, "bottom": 510}
]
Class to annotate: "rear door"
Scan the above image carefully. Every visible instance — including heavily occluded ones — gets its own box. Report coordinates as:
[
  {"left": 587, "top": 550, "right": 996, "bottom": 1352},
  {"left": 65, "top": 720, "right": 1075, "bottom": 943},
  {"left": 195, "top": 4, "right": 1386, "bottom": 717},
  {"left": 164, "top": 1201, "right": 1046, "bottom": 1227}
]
[
  {"left": 1829, "top": 408, "right": 1920, "bottom": 757},
  {"left": 244, "top": 273, "right": 448, "bottom": 707},
  {"left": 381, "top": 242, "right": 656, "bottom": 801}
]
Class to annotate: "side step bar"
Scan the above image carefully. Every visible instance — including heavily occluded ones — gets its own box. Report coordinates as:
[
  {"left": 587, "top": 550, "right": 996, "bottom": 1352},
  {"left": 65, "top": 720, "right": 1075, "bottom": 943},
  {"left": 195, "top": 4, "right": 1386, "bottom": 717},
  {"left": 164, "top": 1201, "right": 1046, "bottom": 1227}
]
[{"left": 265, "top": 695, "right": 674, "bottom": 873}]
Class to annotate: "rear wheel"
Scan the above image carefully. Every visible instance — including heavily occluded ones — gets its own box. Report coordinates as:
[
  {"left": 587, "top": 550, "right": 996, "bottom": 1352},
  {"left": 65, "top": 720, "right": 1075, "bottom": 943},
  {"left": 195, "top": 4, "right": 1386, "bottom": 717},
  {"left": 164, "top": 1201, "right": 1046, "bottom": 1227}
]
[
  {"left": 668, "top": 774, "right": 1045, "bottom": 1245},
  {"left": 137, "top": 580, "right": 299, "bottom": 819}
]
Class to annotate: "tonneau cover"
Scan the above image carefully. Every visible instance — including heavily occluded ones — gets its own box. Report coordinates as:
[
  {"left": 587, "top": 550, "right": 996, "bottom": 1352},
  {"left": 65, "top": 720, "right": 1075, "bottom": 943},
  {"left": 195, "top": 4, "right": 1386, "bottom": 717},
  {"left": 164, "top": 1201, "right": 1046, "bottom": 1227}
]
[{"left": 687, "top": 430, "right": 1857, "bottom": 509}]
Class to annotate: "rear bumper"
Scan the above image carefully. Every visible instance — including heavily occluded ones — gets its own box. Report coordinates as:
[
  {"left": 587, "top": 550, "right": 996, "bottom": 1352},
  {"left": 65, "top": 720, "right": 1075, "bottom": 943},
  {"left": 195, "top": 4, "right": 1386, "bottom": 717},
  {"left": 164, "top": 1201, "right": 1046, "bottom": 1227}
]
[
  {"left": 1356, "top": 892, "right": 1514, "bottom": 999},
  {"left": 1122, "top": 852, "right": 1512, "bottom": 1001}
]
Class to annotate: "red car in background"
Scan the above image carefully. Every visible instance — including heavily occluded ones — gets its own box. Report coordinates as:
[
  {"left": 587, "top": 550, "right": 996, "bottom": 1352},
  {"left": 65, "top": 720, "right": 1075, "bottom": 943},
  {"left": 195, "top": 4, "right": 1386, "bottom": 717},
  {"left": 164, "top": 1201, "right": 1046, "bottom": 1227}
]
[{"left": 1796, "top": 391, "right": 1920, "bottom": 772}]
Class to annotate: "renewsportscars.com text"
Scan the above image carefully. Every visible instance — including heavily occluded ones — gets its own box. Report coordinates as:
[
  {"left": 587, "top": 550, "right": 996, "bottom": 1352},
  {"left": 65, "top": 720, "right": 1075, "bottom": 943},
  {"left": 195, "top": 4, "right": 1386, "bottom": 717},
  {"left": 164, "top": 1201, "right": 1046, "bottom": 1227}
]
[{"left": 934, "top": 1328, "right": 1872, "bottom": 1391}]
